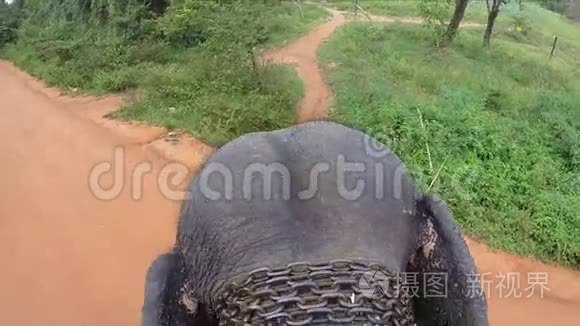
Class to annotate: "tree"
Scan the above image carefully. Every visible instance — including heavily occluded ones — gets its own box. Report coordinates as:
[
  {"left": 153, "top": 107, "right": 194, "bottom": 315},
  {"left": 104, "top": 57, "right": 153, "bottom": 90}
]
[
  {"left": 483, "top": 0, "right": 502, "bottom": 47},
  {"left": 441, "top": 0, "right": 470, "bottom": 46}
]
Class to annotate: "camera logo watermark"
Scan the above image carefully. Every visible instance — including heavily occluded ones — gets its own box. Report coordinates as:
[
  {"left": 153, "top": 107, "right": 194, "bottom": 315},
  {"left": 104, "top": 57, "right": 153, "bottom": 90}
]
[{"left": 359, "top": 270, "right": 391, "bottom": 299}]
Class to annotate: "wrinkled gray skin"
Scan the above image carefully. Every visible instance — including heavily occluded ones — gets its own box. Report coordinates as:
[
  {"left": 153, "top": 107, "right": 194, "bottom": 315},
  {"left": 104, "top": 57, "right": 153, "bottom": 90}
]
[{"left": 142, "top": 121, "right": 488, "bottom": 326}]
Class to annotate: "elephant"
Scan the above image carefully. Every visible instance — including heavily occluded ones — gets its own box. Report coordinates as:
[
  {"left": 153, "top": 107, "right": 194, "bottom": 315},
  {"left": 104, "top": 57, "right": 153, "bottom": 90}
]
[{"left": 142, "top": 121, "right": 488, "bottom": 326}]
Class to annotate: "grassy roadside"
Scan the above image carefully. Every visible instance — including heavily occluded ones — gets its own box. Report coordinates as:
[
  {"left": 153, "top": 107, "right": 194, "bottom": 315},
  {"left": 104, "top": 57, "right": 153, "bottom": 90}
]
[
  {"left": 319, "top": 8, "right": 580, "bottom": 266},
  {"left": 118, "top": 62, "right": 304, "bottom": 146},
  {"left": 1, "top": 2, "right": 328, "bottom": 146}
]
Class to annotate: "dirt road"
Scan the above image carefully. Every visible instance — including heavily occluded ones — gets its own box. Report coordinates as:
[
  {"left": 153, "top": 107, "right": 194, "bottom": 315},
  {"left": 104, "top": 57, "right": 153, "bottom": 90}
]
[
  {"left": 0, "top": 8, "right": 579, "bottom": 326},
  {"left": 0, "top": 61, "right": 212, "bottom": 325}
]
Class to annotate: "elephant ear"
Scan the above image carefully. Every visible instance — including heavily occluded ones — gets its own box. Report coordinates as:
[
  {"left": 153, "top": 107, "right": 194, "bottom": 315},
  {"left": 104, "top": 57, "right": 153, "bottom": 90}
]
[
  {"left": 141, "top": 253, "right": 203, "bottom": 326},
  {"left": 409, "top": 194, "right": 489, "bottom": 326},
  {"left": 142, "top": 253, "right": 176, "bottom": 326}
]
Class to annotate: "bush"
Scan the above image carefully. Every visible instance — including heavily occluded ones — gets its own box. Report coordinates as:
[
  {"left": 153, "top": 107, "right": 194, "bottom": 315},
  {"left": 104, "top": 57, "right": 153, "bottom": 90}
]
[
  {"left": 418, "top": 0, "right": 452, "bottom": 44},
  {"left": 0, "top": 26, "right": 15, "bottom": 47},
  {"left": 110, "top": 5, "right": 159, "bottom": 43},
  {"left": 156, "top": 3, "right": 210, "bottom": 47}
]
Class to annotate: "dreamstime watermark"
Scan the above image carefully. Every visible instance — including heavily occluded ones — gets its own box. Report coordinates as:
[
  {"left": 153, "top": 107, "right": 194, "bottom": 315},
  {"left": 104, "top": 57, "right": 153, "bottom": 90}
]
[
  {"left": 88, "top": 146, "right": 191, "bottom": 201},
  {"left": 87, "top": 132, "right": 422, "bottom": 203},
  {"left": 87, "top": 131, "right": 484, "bottom": 203},
  {"left": 195, "top": 153, "right": 409, "bottom": 202},
  {"left": 355, "top": 271, "right": 551, "bottom": 300}
]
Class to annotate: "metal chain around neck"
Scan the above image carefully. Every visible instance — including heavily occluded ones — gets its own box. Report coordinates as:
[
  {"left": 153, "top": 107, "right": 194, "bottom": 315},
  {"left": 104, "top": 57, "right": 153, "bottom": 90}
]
[{"left": 214, "top": 259, "right": 414, "bottom": 326}]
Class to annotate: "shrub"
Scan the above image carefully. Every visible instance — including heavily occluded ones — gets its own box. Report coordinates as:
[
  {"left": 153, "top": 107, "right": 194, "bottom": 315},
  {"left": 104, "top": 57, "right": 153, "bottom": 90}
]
[
  {"left": 418, "top": 0, "right": 453, "bottom": 44},
  {"left": 110, "top": 5, "right": 158, "bottom": 43},
  {"left": 0, "top": 26, "right": 15, "bottom": 47},
  {"left": 156, "top": 4, "right": 209, "bottom": 47}
]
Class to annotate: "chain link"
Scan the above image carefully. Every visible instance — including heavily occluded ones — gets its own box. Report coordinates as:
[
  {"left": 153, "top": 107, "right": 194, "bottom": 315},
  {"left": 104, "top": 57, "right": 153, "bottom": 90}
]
[{"left": 215, "top": 259, "right": 414, "bottom": 325}]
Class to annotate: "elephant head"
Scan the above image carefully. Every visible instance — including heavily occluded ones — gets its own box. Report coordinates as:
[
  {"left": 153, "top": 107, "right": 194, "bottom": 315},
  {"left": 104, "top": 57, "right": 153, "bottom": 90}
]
[{"left": 141, "top": 121, "right": 488, "bottom": 326}]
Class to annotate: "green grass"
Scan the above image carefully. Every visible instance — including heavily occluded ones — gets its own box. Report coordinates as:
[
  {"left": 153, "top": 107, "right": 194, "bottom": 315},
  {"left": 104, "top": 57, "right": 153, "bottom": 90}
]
[
  {"left": 2, "top": 2, "right": 327, "bottom": 146},
  {"left": 116, "top": 58, "right": 303, "bottom": 146},
  {"left": 319, "top": 10, "right": 580, "bottom": 266},
  {"left": 261, "top": 3, "right": 329, "bottom": 48}
]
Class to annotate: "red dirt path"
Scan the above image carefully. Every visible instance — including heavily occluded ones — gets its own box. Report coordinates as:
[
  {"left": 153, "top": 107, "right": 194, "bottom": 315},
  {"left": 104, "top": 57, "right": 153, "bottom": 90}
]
[{"left": 0, "top": 61, "right": 212, "bottom": 325}]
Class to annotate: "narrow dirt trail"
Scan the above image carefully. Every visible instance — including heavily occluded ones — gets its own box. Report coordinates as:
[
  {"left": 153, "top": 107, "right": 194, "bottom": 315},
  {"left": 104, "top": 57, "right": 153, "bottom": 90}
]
[
  {"left": 263, "top": 7, "right": 580, "bottom": 325},
  {"left": 262, "top": 8, "right": 346, "bottom": 123}
]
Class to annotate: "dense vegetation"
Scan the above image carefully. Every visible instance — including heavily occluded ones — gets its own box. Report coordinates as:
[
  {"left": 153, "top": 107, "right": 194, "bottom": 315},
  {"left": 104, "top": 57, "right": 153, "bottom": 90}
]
[
  {"left": 0, "top": 0, "right": 328, "bottom": 145},
  {"left": 0, "top": 0, "right": 22, "bottom": 47},
  {"left": 320, "top": 3, "right": 579, "bottom": 266}
]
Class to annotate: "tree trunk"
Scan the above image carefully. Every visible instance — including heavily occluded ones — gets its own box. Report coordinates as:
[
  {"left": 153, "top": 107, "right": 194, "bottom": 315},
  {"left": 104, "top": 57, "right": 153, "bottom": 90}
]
[
  {"left": 441, "top": 0, "right": 470, "bottom": 47},
  {"left": 483, "top": 1, "right": 500, "bottom": 47}
]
